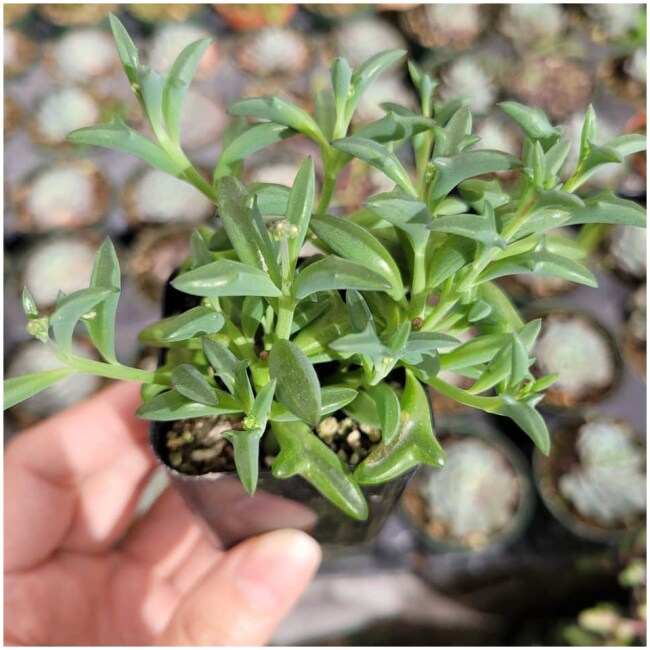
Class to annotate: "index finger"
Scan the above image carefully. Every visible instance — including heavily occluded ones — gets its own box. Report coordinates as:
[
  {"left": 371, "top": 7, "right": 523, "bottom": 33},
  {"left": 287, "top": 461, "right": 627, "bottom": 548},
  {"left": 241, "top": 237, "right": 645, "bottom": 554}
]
[{"left": 5, "top": 381, "right": 155, "bottom": 571}]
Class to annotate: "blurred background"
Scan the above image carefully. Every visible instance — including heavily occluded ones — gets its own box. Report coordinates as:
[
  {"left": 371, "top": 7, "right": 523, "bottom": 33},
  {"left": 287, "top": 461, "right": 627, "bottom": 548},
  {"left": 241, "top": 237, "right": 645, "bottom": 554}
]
[{"left": 3, "top": 3, "right": 647, "bottom": 645}]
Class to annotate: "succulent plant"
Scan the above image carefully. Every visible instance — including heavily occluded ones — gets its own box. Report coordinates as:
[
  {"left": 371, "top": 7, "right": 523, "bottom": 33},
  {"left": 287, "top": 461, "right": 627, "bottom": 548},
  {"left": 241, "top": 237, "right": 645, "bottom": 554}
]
[
  {"left": 4, "top": 28, "right": 38, "bottom": 79},
  {"left": 608, "top": 224, "right": 647, "bottom": 281},
  {"left": 21, "top": 236, "right": 98, "bottom": 308},
  {"left": 498, "top": 3, "right": 566, "bottom": 49},
  {"left": 533, "top": 313, "right": 617, "bottom": 406},
  {"left": 439, "top": 56, "right": 498, "bottom": 116},
  {"left": 236, "top": 27, "right": 310, "bottom": 77},
  {"left": 332, "top": 17, "right": 407, "bottom": 68},
  {"left": 124, "top": 168, "right": 215, "bottom": 226},
  {"left": 14, "top": 161, "right": 110, "bottom": 232},
  {"left": 558, "top": 419, "right": 646, "bottom": 527},
  {"left": 128, "top": 3, "right": 204, "bottom": 24},
  {"left": 4, "top": 15, "right": 646, "bottom": 520},
  {"left": 30, "top": 87, "right": 100, "bottom": 147},
  {"left": 213, "top": 3, "right": 298, "bottom": 31},
  {"left": 39, "top": 4, "right": 117, "bottom": 26},
  {"left": 415, "top": 437, "right": 523, "bottom": 549},
  {"left": 148, "top": 23, "right": 220, "bottom": 80},
  {"left": 399, "top": 3, "right": 484, "bottom": 50},
  {"left": 583, "top": 4, "right": 646, "bottom": 43},
  {"left": 46, "top": 28, "right": 119, "bottom": 85}
]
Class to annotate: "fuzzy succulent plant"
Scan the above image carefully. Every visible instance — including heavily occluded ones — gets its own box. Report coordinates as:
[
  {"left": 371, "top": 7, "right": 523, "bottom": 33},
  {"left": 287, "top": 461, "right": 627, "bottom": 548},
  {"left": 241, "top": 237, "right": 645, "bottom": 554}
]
[
  {"left": 559, "top": 419, "right": 646, "bottom": 527},
  {"left": 4, "top": 16, "right": 647, "bottom": 520}
]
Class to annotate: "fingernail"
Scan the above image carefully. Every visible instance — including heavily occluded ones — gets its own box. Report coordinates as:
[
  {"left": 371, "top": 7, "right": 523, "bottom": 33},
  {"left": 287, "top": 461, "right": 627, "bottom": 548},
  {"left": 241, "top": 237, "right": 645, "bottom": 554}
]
[{"left": 234, "top": 529, "right": 321, "bottom": 614}]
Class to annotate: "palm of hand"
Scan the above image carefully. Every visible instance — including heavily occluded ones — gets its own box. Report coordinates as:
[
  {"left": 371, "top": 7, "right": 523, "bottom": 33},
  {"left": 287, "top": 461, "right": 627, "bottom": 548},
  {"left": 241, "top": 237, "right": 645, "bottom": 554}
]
[{"left": 5, "top": 383, "right": 319, "bottom": 647}]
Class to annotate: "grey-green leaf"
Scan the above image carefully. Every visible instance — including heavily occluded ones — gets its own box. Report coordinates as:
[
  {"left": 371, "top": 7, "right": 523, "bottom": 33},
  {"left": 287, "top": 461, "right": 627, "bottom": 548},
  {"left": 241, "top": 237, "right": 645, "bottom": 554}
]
[
  {"left": 87, "top": 238, "right": 121, "bottom": 364},
  {"left": 138, "top": 306, "right": 224, "bottom": 344},
  {"left": 295, "top": 256, "right": 391, "bottom": 300},
  {"left": 332, "top": 136, "right": 417, "bottom": 196},
  {"left": 563, "top": 192, "right": 646, "bottom": 228},
  {"left": 171, "top": 364, "right": 218, "bottom": 406},
  {"left": 498, "top": 101, "right": 562, "bottom": 141},
  {"left": 269, "top": 339, "right": 321, "bottom": 427},
  {"left": 4, "top": 369, "right": 76, "bottom": 410},
  {"left": 50, "top": 287, "right": 115, "bottom": 354},
  {"left": 286, "top": 157, "right": 315, "bottom": 258},
  {"left": 137, "top": 389, "right": 242, "bottom": 421},
  {"left": 163, "top": 37, "right": 212, "bottom": 142},
  {"left": 429, "top": 150, "right": 522, "bottom": 200},
  {"left": 172, "top": 259, "right": 282, "bottom": 298},
  {"left": 67, "top": 117, "right": 179, "bottom": 176},
  {"left": 368, "top": 383, "right": 401, "bottom": 445},
  {"left": 311, "top": 214, "right": 405, "bottom": 300},
  {"left": 222, "top": 427, "right": 264, "bottom": 495},
  {"left": 215, "top": 177, "right": 282, "bottom": 286}
]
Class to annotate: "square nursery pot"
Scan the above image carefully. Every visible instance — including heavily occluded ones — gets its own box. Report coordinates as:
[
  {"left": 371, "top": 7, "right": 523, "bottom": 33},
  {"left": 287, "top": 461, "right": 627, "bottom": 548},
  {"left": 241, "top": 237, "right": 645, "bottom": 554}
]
[{"left": 149, "top": 274, "right": 419, "bottom": 550}]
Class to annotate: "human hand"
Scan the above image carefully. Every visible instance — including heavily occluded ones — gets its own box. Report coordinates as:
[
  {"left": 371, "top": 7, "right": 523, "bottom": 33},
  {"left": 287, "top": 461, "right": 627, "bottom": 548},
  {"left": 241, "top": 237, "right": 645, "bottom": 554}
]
[{"left": 5, "top": 382, "right": 321, "bottom": 646}]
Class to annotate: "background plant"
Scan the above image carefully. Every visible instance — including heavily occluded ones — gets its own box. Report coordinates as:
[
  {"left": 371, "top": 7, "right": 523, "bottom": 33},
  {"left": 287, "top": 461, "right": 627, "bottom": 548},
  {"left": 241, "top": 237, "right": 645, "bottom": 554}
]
[{"left": 4, "top": 15, "right": 646, "bottom": 519}]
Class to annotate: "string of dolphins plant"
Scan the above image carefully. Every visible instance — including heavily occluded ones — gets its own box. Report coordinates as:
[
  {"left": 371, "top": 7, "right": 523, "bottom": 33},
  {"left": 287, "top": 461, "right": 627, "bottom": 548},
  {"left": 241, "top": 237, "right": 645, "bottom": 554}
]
[{"left": 4, "top": 15, "right": 646, "bottom": 520}]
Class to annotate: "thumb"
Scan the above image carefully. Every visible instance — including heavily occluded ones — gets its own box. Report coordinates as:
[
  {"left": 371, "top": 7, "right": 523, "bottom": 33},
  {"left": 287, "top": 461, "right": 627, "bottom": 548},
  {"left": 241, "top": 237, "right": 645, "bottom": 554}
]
[{"left": 159, "top": 529, "right": 321, "bottom": 646}]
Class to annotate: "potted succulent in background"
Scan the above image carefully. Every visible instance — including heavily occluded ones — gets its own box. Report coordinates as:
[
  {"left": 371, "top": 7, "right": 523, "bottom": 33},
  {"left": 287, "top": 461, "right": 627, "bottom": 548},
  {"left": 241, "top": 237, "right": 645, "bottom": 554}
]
[
  {"left": 534, "top": 416, "right": 646, "bottom": 543},
  {"left": 401, "top": 419, "right": 535, "bottom": 552},
  {"left": 4, "top": 15, "right": 646, "bottom": 549}
]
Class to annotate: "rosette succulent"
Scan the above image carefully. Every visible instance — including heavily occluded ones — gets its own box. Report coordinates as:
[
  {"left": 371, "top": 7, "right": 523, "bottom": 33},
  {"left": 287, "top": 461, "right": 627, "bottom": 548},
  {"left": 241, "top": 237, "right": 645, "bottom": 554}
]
[{"left": 4, "top": 16, "right": 647, "bottom": 520}]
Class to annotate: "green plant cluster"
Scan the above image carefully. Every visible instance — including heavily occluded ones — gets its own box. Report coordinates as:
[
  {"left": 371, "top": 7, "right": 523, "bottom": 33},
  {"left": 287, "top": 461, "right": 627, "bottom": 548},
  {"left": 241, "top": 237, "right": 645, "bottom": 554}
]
[{"left": 4, "top": 16, "right": 646, "bottom": 519}]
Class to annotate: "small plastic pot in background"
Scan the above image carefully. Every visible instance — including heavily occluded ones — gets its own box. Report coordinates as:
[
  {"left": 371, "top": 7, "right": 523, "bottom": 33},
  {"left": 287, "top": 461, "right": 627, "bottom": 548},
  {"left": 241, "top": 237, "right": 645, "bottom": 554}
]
[
  {"left": 4, "top": 28, "right": 38, "bottom": 80},
  {"left": 400, "top": 418, "right": 535, "bottom": 553},
  {"left": 533, "top": 415, "right": 646, "bottom": 543},
  {"left": 602, "top": 224, "right": 647, "bottom": 286}
]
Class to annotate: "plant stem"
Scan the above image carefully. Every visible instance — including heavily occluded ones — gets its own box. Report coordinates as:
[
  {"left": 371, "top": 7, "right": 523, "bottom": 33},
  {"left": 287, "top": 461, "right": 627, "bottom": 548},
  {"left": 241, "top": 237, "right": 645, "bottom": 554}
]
[
  {"left": 427, "top": 376, "right": 502, "bottom": 411},
  {"left": 276, "top": 296, "right": 295, "bottom": 340},
  {"left": 409, "top": 246, "right": 428, "bottom": 320},
  {"left": 64, "top": 356, "right": 169, "bottom": 385}
]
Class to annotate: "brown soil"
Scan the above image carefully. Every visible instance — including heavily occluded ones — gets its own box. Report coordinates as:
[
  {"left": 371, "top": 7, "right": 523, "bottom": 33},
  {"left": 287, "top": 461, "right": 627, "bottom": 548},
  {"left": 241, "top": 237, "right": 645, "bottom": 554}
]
[{"left": 165, "top": 413, "right": 382, "bottom": 475}]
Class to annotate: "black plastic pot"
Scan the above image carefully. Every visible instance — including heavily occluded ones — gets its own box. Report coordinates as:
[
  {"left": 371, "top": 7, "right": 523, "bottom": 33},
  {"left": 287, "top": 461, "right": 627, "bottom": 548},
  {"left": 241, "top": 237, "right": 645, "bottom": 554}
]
[{"left": 149, "top": 274, "right": 419, "bottom": 550}]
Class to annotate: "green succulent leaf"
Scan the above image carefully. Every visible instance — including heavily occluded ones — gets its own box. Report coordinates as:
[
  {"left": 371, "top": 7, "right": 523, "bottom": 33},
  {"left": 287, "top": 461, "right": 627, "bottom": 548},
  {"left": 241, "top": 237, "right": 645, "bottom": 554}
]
[
  {"left": 250, "top": 379, "right": 277, "bottom": 431},
  {"left": 228, "top": 95, "right": 328, "bottom": 147},
  {"left": 138, "top": 306, "right": 224, "bottom": 344},
  {"left": 354, "top": 370, "right": 444, "bottom": 484},
  {"left": 478, "top": 245, "right": 597, "bottom": 287},
  {"left": 476, "top": 282, "right": 525, "bottom": 331},
  {"left": 368, "top": 383, "right": 401, "bottom": 445},
  {"left": 346, "top": 289, "right": 375, "bottom": 333},
  {"left": 458, "top": 179, "right": 511, "bottom": 212},
  {"left": 249, "top": 183, "right": 291, "bottom": 217},
  {"left": 21, "top": 287, "right": 39, "bottom": 319},
  {"left": 364, "top": 191, "right": 432, "bottom": 239},
  {"left": 270, "top": 386, "right": 358, "bottom": 422},
  {"left": 563, "top": 192, "right": 646, "bottom": 228},
  {"left": 332, "top": 136, "right": 417, "bottom": 196},
  {"left": 429, "top": 150, "right": 522, "bottom": 201},
  {"left": 329, "top": 327, "right": 391, "bottom": 360},
  {"left": 109, "top": 13, "right": 140, "bottom": 88},
  {"left": 604, "top": 133, "right": 647, "bottom": 157},
  {"left": 214, "top": 123, "right": 296, "bottom": 181},
  {"left": 241, "top": 296, "right": 265, "bottom": 339},
  {"left": 427, "top": 203, "right": 505, "bottom": 249},
  {"left": 163, "top": 37, "right": 212, "bottom": 143},
  {"left": 190, "top": 230, "right": 213, "bottom": 268},
  {"left": 286, "top": 158, "right": 316, "bottom": 259},
  {"left": 272, "top": 420, "right": 369, "bottom": 521},
  {"left": 269, "top": 339, "right": 322, "bottom": 427},
  {"left": 440, "top": 333, "right": 509, "bottom": 371},
  {"left": 311, "top": 214, "right": 405, "bottom": 300},
  {"left": 67, "top": 117, "right": 179, "bottom": 176},
  {"left": 50, "top": 287, "right": 116, "bottom": 355},
  {"left": 355, "top": 112, "right": 436, "bottom": 145},
  {"left": 171, "top": 259, "right": 282, "bottom": 298},
  {"left": 201, "top": 337, "right": 253, "bottom": 409},
  {"left": 426, "top": 235, "right": 476, "bottom": 288},
  {"left": 495, "top": 395, "right": 550, "bottom": 455},
  {"left": 222, "top": 427, "right": 264, "bottom": 495},
  {"left": 294, "top": 256, "right": 391, "bottom": 300},
  {"left": 215, "top": 177, "right": 282, "bottom": 287},
  {"left": 498, "top": 101, "right": 562, "bottom": 142},
  {"left": 171, "top": 364, "right": 218, "bottom": 406},
  {"left": 86, "top": 238, "right": 121, "bottom": 364},
  {"left": 137, "top": 388, "right": 242, "bottom": 421},
  {"left": 331, "top": 56, "right": 353, "bottom": 118},
  {"left": 4, "top": 369, "right": 76, "bottom": 410},
  {"left": 347, "top": 49, "right": 406, "bottom": 118}
]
